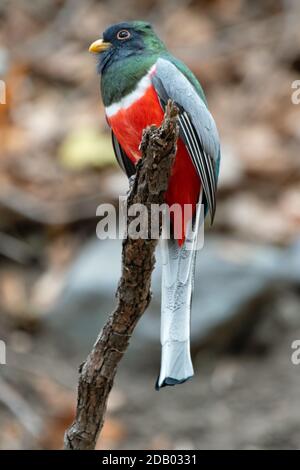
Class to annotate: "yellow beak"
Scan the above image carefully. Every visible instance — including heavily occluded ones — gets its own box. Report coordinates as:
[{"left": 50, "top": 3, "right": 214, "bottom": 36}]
[{"left": 89, "top": 39, "right": 111, "bottom": 53}]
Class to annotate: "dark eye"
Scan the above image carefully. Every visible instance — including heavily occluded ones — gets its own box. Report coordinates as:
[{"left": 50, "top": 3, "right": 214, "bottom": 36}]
[{"left": 117, "top": 29, "right": 130, "bottom": 40}]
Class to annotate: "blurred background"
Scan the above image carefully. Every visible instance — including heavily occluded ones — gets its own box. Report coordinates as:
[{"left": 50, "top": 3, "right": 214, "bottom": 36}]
[{"left": 0, "top": 0, "right": 300, "bottom": 450}]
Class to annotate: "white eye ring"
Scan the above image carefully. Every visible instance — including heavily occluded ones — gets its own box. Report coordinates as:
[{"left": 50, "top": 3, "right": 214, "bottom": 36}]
[{"left": 117, "top": 29, "right": 130, "bottom": 40}]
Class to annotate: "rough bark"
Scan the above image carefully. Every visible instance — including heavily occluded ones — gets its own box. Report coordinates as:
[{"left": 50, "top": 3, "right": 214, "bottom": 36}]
[{"left": 64, "top": 101, "right": 179, "bottom": 450}]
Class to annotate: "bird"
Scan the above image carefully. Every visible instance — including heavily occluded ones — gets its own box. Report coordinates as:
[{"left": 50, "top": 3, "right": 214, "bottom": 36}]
[{"left": 89, "top": 21, "right": 221, "bottom": 389}]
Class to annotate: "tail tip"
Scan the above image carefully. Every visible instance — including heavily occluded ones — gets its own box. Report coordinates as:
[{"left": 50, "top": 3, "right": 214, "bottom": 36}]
[{"left": 155, "top": 374, "right": 193, "bottom": 391}]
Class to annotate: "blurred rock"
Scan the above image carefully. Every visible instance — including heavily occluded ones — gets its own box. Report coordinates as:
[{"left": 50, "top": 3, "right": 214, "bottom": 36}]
[{"left": 46, "top": 235, "right": 300, "bottom": 363}]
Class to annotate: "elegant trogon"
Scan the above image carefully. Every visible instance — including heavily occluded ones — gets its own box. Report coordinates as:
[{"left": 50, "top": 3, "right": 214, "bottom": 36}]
[{"left": 89, "top": 21, "right": 221, "bottom": 388}]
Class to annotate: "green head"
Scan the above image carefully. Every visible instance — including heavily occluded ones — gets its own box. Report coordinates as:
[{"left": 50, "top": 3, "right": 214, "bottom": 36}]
[{"left": 89, "top": 21, "right": 166, "bottom": 106}]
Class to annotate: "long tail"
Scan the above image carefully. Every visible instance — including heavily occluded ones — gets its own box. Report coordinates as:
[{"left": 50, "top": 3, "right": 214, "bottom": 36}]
[{"left": 156, "top": 190, "right": 203, "bottom": 389}]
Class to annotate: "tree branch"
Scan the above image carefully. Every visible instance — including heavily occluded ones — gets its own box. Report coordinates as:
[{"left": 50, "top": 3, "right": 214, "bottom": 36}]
[{"left": 64, "top": 101, "right": 179, "bottom": 450}]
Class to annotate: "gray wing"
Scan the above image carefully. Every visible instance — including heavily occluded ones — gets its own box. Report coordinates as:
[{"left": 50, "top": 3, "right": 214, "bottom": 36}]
[
  {"left": 152, "top": 58, "right": 220, "bottom": 223},
  {"left": 111, "top": 131, "right": 136, "bottom": 178}
]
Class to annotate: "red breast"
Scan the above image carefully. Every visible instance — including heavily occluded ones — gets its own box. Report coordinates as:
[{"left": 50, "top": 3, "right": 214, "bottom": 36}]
[{"left": 107, "top": 83, "right": 200, "bottom": 245}]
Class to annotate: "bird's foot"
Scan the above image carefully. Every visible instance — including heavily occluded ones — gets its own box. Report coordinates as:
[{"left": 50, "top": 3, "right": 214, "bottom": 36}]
[{"left": 127, "top": 174, "right": 136, "bottom": 194}]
